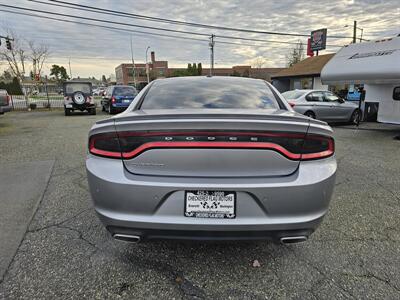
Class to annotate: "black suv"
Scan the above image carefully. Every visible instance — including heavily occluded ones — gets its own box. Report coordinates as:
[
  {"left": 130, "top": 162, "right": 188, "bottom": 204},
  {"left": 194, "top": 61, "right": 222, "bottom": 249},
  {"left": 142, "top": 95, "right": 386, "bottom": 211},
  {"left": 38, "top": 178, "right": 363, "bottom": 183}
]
[{"left": 63, "top": 81, "right": 96, "bottom": 116}]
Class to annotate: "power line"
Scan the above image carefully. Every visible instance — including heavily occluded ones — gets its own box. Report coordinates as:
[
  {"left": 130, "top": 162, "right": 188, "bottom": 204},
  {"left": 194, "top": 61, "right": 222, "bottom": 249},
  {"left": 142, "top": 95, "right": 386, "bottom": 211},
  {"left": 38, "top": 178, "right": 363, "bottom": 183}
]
[
  {"left": 0, "top": 8, "right": 211, "bottom": 43},
  {"left": 1, "top": 5, "right": 344, "bottom": 48},
  {"left": 34, "top": 0, "right": 353, "bottom": 39},
  {"left": 0, "top": 4, "right": 304, "bottom": 46}
]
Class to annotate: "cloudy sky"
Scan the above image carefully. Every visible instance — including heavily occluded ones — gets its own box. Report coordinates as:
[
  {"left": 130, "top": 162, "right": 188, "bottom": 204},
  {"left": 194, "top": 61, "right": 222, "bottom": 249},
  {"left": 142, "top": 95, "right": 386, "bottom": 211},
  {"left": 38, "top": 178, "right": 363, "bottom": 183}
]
[{"left": 1, "top": 0, "right": 399, "bottom": 78}]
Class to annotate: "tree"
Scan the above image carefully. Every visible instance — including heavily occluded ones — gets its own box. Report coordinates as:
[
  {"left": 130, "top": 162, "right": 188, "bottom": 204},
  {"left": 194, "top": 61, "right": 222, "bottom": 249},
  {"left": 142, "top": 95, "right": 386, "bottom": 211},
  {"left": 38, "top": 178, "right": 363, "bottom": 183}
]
[
  {"left": 0, "top": 77, "right": 23, "bottom": 95},
  {"left": 191, "top": 63, "right": 197, "bottom": 75},
  {"left": 50, "top": 65, "right": 69, "bottom": 83},
  {"left": 29, "top": 41, "right": 50, "bottom": 82},
  {"left": 0, "top": 27, "right": 50, "bottom": 104},
  {"left": 197, "top": 63, "right": 202, "bottom": 75},
  {"left": 0, "top": 28, "right": 27, "bottom": 85},
  {"left": 286, "top": 41, "right": 305, "bottom": 67},
  {"left": 252, "top": 57, "right": 268, "bottom": 69},
  {"left": 1, "top": 70, "right": 12, "bottom": 81}
]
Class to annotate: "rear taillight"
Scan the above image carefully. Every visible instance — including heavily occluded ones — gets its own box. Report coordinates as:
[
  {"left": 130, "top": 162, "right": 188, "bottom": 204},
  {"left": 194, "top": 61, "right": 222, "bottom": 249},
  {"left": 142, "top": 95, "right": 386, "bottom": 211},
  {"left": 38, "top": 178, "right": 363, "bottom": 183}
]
[
  {"left": 111, "top": 97, "right": 116, "bottom": 103},
  {"left": 88, "top": 131, "right": 334, "bottom": 161},
  {"left": 288, "top": 101, "right": 295, "bottom": 107},
  {"left": 89, "top": 132, "right": 121, "bottom": 158},
  {"left": 301, "top": 135, "right": 334, "bottom": 160}
]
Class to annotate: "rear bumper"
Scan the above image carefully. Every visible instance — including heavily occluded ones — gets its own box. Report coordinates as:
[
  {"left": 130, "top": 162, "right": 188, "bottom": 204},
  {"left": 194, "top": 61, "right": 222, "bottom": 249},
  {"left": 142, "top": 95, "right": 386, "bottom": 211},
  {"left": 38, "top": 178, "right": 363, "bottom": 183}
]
[
  {"left": 65, "top": 103, "right": 95, "bottom": 110},
  {"left": 0, "top": 105, "right": 12, "bottom": 114},
  {"left": 86, "top": 155, "right": 336, "bottom": 241}
]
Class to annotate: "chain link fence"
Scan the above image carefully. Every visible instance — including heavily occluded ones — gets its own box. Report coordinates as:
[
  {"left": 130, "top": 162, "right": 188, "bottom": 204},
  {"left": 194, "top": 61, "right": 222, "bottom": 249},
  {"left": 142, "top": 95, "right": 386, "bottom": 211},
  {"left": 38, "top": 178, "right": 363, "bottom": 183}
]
[{"left": 9, "top": 95, "right": 102, "bottom": 110}]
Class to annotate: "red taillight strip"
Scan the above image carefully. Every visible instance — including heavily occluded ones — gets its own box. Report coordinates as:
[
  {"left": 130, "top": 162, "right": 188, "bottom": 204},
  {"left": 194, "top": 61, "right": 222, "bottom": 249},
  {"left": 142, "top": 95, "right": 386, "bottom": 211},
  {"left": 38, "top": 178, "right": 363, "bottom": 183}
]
[
  {"left": 88, "top": 132, "right": 334, "bottom": 161},
  {"left": 120, "top": 141, "right": 302, "bottom": 160},
  {"left": 89, "top": 136, "right": 122, "bottom": 158}
]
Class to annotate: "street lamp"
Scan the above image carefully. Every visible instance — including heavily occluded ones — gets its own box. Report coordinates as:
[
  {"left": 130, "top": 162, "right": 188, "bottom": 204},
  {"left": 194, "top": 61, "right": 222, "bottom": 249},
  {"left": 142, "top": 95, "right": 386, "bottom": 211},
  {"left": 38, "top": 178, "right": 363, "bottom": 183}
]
[
  {"left": 344, "top": 23, "right": 365, "bottom": 43},
  {"left": 145, "top": 46, "right": 151, "bottom": 83}
]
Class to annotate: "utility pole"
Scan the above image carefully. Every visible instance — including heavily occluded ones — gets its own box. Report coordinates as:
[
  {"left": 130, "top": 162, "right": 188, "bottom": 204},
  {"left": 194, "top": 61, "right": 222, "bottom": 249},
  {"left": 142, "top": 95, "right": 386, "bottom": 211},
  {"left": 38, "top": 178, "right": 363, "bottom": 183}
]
[
  {"left": 209, "top": 34, "right": 215, "bottom": 76},
  {"left": 353, "top": 20, "right": 357, "bottom": 43},
  {"left": 130, "top": 35, "right": 136, "bottom": 87},
  {"left": 68, "top": 58, "right": 72, "bottom": 79},
  {"left": 145, "top": 46, "right": 151, "bottom": 84}
]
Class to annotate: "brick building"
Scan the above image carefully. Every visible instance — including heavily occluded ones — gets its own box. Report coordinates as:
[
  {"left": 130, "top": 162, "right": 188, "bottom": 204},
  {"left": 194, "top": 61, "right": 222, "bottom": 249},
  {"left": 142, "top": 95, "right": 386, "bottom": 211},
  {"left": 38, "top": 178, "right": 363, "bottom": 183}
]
[
  {"left": 115, "top": 51, "right": 168, "bottom": 85},
  {"left": 115, "top": 51, "right": 284, "bottom": 85}
]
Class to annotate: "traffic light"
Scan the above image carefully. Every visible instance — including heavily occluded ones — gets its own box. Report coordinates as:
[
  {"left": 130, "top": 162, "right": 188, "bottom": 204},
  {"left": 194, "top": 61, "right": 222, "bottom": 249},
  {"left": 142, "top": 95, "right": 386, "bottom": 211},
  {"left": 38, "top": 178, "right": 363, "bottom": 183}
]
[{"left": 6, "top": 38, "right": 12, "bottom": 50}]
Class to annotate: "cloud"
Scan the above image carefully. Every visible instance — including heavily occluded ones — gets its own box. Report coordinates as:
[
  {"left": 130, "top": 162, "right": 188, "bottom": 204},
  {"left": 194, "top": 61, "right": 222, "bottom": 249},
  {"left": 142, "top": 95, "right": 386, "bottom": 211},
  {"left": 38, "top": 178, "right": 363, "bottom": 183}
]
[{"left": 1, "top": 0, "right": 399, "bottom": 77}]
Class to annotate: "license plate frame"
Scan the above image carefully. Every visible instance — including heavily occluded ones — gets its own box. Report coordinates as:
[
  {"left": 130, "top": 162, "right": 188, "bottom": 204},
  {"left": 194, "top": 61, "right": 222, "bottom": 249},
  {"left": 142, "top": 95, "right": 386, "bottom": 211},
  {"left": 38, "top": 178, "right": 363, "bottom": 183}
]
[{"left": 184, "top": 191, "right": 236, "bottom": 219}]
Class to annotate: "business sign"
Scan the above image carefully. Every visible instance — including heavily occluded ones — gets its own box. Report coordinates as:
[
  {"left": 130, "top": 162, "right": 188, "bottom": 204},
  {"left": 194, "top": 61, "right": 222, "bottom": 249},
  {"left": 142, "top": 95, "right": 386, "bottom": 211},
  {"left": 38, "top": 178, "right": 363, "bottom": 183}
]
[{"left": 310, "top": 28, "right": 327, "bottom": 51}]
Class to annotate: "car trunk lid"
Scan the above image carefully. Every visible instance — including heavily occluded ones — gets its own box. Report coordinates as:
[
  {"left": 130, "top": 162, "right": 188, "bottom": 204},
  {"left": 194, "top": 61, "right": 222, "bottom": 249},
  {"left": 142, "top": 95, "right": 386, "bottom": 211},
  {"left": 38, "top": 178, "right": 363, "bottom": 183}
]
[{"left": 112, "top": 109, "right": 310, "bottom": 178}]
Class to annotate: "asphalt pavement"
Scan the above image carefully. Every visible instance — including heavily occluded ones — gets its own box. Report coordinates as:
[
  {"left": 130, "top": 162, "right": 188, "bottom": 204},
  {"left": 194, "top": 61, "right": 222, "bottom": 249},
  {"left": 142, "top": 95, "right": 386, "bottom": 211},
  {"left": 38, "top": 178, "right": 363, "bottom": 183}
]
[{"left": 0, "top": 111, "right": 399, "bottom": 299}]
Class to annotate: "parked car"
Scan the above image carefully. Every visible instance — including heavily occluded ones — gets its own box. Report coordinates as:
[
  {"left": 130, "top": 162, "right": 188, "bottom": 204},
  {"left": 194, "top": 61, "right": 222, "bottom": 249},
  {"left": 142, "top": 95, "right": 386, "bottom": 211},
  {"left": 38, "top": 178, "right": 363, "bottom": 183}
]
[
  {"left": 101, "top": 85, "right": 137, "bottom": 114},
  {"left": 93, "top": 87, "right": 106, "bottom": 96},
  {"left": 282, "top": 89, "right": 360, "bottom": 124},
  {"left": 63, "top": 81, "right": 96, "bottom": 116},
  {"left": 86, "top": 76, "right": 336, "bottom": 243},
  {"left": 0, "top": 89, "right": 12, "bottom": 115}
]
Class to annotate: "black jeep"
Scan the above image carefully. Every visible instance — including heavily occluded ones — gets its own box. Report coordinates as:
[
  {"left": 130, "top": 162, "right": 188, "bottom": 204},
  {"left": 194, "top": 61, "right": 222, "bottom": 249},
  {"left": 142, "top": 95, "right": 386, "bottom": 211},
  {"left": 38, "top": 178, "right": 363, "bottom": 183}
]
[{"left": 63, "top": 81, "right": 96, "bottom": 116}]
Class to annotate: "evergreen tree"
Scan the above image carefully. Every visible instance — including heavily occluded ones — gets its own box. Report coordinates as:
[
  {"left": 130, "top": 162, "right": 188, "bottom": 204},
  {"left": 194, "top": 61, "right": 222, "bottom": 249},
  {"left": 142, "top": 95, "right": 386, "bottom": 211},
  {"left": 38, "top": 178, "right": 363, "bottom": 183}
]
[
  {"left": 191, "top": 63, "right": 197, "bottom": 75},
  {"left": 197, "top": 63, "right": 202, "bottom": 75}
]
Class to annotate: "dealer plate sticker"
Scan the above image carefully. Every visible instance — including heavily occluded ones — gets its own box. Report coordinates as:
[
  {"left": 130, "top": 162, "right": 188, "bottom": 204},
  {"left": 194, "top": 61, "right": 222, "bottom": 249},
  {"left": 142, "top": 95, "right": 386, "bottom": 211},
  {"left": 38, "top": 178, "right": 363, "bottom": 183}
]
[{"left": 184, "top": 191, "right": 236, "bottom": 219}]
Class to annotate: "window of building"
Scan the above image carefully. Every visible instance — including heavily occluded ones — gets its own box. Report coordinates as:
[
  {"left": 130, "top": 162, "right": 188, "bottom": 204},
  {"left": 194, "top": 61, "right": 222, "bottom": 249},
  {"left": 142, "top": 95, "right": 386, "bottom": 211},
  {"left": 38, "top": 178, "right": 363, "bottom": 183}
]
[{"left": 393, "top": 87, "right": 400, "bottom": 101}]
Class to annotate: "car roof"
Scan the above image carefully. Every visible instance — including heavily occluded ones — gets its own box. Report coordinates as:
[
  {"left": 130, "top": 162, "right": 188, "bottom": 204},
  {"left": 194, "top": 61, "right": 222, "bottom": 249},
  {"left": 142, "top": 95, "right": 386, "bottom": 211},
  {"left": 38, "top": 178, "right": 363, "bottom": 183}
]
[
  {"left": 155, "top": 76, "right": 265, "bottom": 84},
  {"left": 113, "top": 85, "right": 136, "bottom": 88},
  {"left": 63, "top": 81, "right": 92, "bottom": 85}
]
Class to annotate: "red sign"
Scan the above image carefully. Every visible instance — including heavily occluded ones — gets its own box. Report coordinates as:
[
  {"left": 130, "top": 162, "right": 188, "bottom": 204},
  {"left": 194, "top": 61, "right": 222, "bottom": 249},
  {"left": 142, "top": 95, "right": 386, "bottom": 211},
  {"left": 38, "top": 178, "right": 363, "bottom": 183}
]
[{"left": 307, "top": 38, "right": 314, "bottom": 57}]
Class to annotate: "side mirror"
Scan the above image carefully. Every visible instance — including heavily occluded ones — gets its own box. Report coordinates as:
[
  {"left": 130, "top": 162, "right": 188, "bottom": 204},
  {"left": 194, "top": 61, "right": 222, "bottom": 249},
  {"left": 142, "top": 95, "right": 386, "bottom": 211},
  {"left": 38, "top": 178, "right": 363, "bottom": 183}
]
[{"left": 305, "top": 95, "right": 312, "bottom": 101}]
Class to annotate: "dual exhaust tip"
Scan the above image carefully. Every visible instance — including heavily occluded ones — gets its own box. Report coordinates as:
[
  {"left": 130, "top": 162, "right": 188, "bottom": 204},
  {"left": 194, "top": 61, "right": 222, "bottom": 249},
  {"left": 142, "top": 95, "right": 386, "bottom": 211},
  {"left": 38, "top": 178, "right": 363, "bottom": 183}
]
[{"left": 113, "top": 233, "right": 308, "bottom": 244}]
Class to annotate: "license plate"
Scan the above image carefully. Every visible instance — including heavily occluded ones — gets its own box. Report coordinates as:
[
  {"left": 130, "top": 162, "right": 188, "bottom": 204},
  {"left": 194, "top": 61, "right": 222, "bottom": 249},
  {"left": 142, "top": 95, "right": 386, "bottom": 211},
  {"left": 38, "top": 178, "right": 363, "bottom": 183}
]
[
  {"left": 184, "top": 191, "right": 236, "bottom": 219},
  {"left": 123, "top": 99, "right": 131, "bottom": 103},
  {"left": 65, "top": 104, "right": 73, "bottom": 108}
]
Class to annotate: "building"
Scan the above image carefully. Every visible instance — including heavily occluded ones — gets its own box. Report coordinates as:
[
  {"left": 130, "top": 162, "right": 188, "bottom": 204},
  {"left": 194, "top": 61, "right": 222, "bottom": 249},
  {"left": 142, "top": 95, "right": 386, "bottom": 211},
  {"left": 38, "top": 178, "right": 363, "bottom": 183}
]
[
  {"left": 271, "top": 54, "right": 335, "bottom": 92},
  {"left": 115, "top": 51, "right": 168, "bottom": 85},
  {"left": 115, "top": 51, "right": 284, "bottom": 85}
]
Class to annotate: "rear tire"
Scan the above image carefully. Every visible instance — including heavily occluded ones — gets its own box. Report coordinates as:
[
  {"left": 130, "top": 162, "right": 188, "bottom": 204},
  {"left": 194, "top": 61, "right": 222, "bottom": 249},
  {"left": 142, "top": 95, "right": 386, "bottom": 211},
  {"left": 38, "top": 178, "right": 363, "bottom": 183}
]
[
  {"left": 350, "top": 109, "right": 360, "bottom": 125},
  {"left": 304, "top": 111, "right": 316, "bottom": 119},
  {"left": 108, "top": 105, "right": 115, "bottom": 115},
  {"left": 101, "top": 105, "right": 105, "bottom": 112},
  {"left": 89, "top": 108, "right": 96, "bottom": 115},
  {"left": 64, "top": 107, "right": 71, "bottom": 116}
]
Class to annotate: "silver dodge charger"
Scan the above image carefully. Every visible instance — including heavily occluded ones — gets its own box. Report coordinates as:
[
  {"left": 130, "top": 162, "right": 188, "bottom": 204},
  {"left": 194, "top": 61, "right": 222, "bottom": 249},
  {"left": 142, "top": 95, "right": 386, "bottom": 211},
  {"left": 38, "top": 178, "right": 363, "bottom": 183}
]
[{"left": 86, "top": 77, "right": 336, "bottom": 244}]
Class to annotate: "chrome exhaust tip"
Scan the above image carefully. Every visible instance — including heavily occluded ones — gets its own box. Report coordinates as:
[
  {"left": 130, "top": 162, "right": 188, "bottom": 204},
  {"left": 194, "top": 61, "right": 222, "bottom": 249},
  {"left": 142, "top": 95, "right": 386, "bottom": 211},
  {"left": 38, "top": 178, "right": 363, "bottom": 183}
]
[
  {"left": 280, "top": 236, "right": 308, "bottom": 244},
  {"left": 113, "top": 233, "right": 141, "bottom": 243}
]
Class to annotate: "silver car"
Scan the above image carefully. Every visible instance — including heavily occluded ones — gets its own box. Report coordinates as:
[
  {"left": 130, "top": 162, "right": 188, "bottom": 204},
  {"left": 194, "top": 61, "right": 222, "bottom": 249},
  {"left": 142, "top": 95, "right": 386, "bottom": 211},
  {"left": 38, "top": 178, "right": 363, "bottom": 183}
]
[
  {"left": 86, "top": 77, "right": 336, "bottom": 244},
  {"left": 282, "top": 89, "right": 360, "bottom": 124}
]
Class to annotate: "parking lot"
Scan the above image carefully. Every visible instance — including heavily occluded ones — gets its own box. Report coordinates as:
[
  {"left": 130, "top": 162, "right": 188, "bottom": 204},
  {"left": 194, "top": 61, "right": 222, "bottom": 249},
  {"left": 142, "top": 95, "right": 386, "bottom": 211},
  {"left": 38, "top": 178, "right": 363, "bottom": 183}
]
[{"left": 0, "top": 110, "right": 399, "bottom": 299}]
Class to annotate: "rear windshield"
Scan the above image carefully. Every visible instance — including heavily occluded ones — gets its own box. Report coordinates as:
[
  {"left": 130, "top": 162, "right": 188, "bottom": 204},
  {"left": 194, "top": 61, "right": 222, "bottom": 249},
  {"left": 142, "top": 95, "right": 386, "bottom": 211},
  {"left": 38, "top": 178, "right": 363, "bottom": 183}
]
[
  {"left": 281, "top": 90, "right": 307, "bottom": 100},
  {"left": 140, "top": 77, "right": 280, "bottom": 109},
  {"left": 64, "top": 83, "right": 91, "bottom": 94},
  {"left": 113, "top": 86, "right": 137, "bottom": 96}
]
